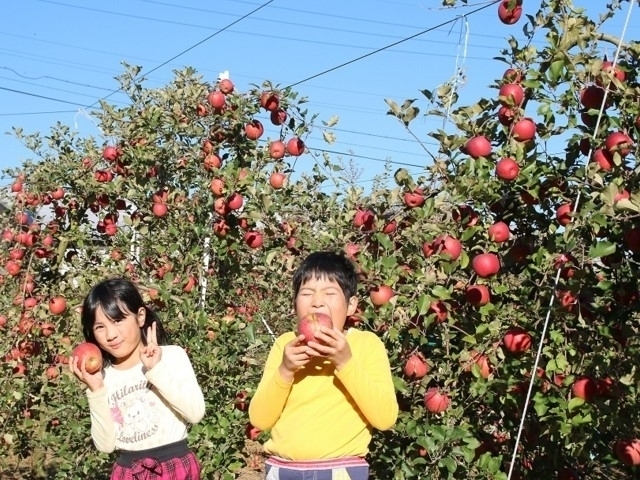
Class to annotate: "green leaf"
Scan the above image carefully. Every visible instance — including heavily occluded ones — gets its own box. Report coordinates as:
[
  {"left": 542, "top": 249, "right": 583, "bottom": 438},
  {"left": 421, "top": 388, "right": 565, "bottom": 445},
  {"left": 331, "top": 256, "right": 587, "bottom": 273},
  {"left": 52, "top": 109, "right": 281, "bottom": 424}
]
[
  {"left": 431, "top": 285, "right": 451, "bottom": 300},
  {"left": 587, "top": 241, "right": 616, "bottom": 259},
  {"left": 568, "top": 397, "right": 585, "bottom": 412},
  {"left": 548, "top": 59, "right": 565, "bottom": 83},
  {"left": 438, "top": 456, "right": 457, "bottom": 473}
]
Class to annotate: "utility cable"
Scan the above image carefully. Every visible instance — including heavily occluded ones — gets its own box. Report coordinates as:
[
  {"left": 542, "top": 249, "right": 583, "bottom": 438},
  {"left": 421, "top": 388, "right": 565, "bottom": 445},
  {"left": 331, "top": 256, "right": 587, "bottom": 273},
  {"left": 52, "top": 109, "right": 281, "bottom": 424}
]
[
  {"left": 285, "top": 0, "right": 501, "bottom": 88},
  {"left": 84, "top": 0, "right": 275, "bottom": 108}
]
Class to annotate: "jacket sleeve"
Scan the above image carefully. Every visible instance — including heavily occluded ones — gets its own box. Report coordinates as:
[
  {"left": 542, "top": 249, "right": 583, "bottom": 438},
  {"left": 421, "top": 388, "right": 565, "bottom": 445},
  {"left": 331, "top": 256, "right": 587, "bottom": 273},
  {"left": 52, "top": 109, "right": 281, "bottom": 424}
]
[
  {"left": 248, "top": 334, "right": 294, "bottom": 431},
  {"left": 335, "top": 332, "right": 398, "bottom": 430},
  {"left": 86, "top": 386, "right": 117, "bottom": 453},
  {"left": 145, "top": 346, "right": 206, "bottom": 424}
]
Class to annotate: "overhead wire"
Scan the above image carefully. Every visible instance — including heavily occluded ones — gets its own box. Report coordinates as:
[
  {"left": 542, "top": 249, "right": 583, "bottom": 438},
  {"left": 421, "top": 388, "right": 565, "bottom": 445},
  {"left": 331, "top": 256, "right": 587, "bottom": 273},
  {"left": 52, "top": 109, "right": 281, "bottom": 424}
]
[
  {"left": 82, "top": 0, "right": 276, "bottom": 108},
  {"left": 285, "top": 0, "right": 501, "bottom": 88}
]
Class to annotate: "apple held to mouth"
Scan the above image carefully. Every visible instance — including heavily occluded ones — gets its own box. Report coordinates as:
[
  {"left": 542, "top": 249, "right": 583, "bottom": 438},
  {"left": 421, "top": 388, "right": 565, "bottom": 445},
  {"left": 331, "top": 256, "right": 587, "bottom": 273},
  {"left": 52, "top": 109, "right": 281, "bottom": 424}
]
[
  {"left": 297, "top": 312, "right": 333, "bottom": 343},
  {"left": 72, "top": 342, "right": 103, "bottom": 374}
]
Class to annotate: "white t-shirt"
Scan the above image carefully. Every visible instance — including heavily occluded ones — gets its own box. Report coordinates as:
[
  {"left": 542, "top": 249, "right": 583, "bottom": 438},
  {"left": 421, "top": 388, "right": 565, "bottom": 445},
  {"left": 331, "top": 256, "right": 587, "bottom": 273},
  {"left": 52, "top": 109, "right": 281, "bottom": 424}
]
[{"left": 86, "top": 345, "right": 205, "bottom": 453}]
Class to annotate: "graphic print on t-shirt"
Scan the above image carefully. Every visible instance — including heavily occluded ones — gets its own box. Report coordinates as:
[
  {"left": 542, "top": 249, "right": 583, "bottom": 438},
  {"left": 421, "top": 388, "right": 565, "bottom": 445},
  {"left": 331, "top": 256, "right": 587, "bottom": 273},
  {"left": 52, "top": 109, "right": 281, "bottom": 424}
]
[{"left": 109, "top": 379, "right": 160, "bottom": 444}]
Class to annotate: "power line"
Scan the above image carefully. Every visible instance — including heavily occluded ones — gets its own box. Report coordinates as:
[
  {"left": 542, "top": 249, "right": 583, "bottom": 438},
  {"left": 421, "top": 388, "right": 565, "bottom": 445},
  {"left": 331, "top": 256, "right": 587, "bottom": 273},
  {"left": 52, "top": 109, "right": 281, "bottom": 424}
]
[
  {"left": 82, "top": 0, "right": 276, "bottom": 108},
  {"left": 0, "top": 86, "right": 88, "bottom": 107},
  {"left": 286, "top": 0, "right": 501, "bottom": 88},
  {"left": 0, "top": 110, "right": 76, "bottom": 117},
  {"left": 0, "top": 66, "right": 116, "bottom": 92}
]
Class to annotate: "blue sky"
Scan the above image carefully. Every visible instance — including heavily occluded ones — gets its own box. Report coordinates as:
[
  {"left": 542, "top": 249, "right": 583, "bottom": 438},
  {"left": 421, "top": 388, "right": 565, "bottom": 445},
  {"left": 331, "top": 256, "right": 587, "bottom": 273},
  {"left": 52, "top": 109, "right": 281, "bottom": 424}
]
[{"left": 1, "top": 0, "right": 638, "bottom": 191}]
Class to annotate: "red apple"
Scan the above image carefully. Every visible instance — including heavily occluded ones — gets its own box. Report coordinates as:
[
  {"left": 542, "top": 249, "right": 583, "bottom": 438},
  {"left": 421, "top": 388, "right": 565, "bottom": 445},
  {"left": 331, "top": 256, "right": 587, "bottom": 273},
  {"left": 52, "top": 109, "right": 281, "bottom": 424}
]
[
  {"left": 370, "top": 285, "right": 394, "bottom": 307},
  {"left": 382, "top": 220, "right": 397, "bottom": 234},
  {"left": 102, "top": 146, "right": 119, "bottom": 161},
  {"left": 497, "top": 106, "right": 515, "bottom": 126},
  {"left": 219, "top": 79, "right": 234, "bottom": 94},
  {"left": 152, "top": 203, "right": 168, "bottom": 217},
  {"left": 244, "top": 120, "right": 264, "bottom": 140},
  {"left": 511, "top": 118, "right": 536, "bottom": 141},
  {"left": 244, "top": 230, "right": 263, "bottom": 249},
  {"left": 503, "top": 327, "right": 532, "bottom": 354},
  {"left": 556, "top": 203, "right": 573, "bottom": 226},
  {"left": 593, "top": 148, "right": 614, "bottom": 170},
  {"left": 354, "top": 209, "right": 375, "bottom": 231},
  {"left": 51, "top": 187, "right": 65, "bottom": 200},
  {"left": 48, "top": 296, "right": 67, "bottom": 315},
  {"left": 498, "top": 0, "right": 523, "bottom": 25},
  {"left": 71, "top": 342, "right": 103, "bottom": 374},
  {"left": 465, "top": 136, "right": 492, "bottom": 159},
  {"left": 465, "top": 350, "right": 492, "bottom": 379},
  {"left": 297, "top": 312, "right": 333, "bottom": 343},
  {"left": 342, "top": 244, "right": 360, "bottom": 261},
  {"left": 598, "top": 60, "right": 626, "bottom": 87},
  {"left": 210, "top": 178, "right": 225, "bottom": 197},
  {"left": 94, "top": 170, "right": 113, "bottom": 183},
  {"left": 616, "top": 439, "right": 640, "bottom": 466},
  {"left": 203, "top": 154, "right": 222, "bottom": 170},
  {"left": 260, "top": 91, "right": 279, "bottom": 111},
  {"left": 605, "top": 131, "right": 633, "bottom": 157},
  {"left": 488, "top": 222, "right": 510, "bottom": 243},
  {"left": 286, "top": 137, "right": 305, "bottom": 156},
  {"left": 6, "top": 260, "right": 21, "bottom": 276},
  {"left": 472, "top": 253, "right": 500, "bottom": 278},
  {"left": 430, "top": 235, "right": 462, "bottom": 261},
  {"left": 499, "top": 83, "right": 524, "bottom": 107},
  {"left": 424, "top": 387, "right": 450, "bottom": 413},
  {"left": 269, "top": 172, "right": 286, "bottom": 189},
  {"left": 270, "top": 109, "right": 288, "bottom": 126},
  {"left": 428, "top": 301, "right": 448, "bottom": 323},
  {"left": 614, "top": 189, "right": 630, "bottom": 203},
  {"left": 580, "top": 85, "right": 607, "bottom": 110},
  {"left": 195, "top": 103, "right": 208, "bottom": 117},
  {"left": 403, "top": 189, "right": 425, "bottom": 208},
  {"left": 269, "top": 140, "right": 286, "bottom": 159},
  {"left": 571, "top": 376, "right": 598, "bottom": 402},
  {"left": 245, "top": 422, "right": 261, "bottom": 440},
  {"left": 404, "top": 354, "right": 429, "bottom": 379},
  {"left": 207, "top": 91, "right": 226, "bottom": 109},
  {"left": 503, "top": 68, "right": 523, "bottom": 83},
  {"left": 495, "top": 157, "right": 519, "bottom": 181},
  {"left": 226, "top": 192, "right": 244, "bottom": 211},
  {"left": 465, "top": 284, "right": 490, "bottom": 306}
]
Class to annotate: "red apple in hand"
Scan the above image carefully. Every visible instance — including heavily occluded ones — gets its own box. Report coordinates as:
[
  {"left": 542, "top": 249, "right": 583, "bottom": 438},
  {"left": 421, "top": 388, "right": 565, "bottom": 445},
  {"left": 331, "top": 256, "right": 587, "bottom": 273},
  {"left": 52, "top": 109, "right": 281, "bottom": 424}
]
[
  {"left": 71, "top": 342, "right": 103, "bottom": 374},
  {"left": 297, "top": 312, "right": 333, "bottom": 343}
]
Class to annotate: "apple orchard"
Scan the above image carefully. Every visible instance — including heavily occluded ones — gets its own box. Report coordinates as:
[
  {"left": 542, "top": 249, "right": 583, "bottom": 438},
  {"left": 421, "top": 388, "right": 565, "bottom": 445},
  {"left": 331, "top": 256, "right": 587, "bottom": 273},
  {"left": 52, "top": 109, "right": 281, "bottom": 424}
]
[{"left": 1, "top": 0, "right": 640, "bottom": 478}]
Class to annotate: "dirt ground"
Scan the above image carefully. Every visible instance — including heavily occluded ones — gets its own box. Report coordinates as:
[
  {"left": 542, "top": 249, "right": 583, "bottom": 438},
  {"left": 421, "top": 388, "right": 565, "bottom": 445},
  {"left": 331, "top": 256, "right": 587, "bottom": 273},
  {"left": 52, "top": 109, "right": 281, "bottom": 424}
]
[{"left": 236, "top": 439, "right": 266, "bottom": 480}]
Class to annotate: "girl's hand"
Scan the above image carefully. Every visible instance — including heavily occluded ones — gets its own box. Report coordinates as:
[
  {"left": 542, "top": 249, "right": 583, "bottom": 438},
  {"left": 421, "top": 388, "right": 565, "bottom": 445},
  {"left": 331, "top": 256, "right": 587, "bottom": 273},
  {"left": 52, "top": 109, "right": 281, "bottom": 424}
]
[
  {"left": 140, "top": 321, "right": 162, "bottom": 370},
  {"left": 69, "top": 356, "right": 104, "bottom": 392}
]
